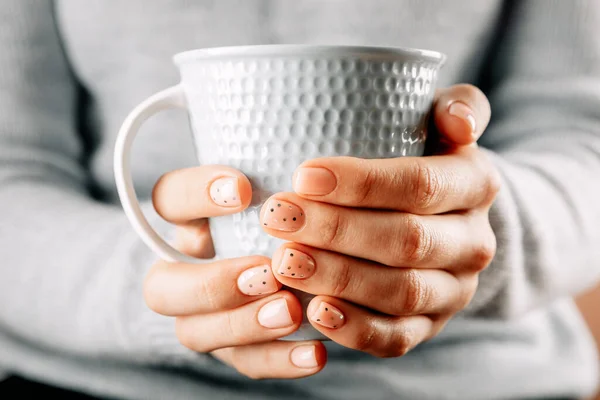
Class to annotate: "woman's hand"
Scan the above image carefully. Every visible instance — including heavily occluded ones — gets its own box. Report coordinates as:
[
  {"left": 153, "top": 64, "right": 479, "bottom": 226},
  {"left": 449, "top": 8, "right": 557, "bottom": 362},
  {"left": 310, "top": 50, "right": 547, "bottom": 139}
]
[
  {"left": 261, "top": 84, "right": 500, "bottom": 357},
  {"left": 143, "top": 166, "right": 326, "bottom": 378}
]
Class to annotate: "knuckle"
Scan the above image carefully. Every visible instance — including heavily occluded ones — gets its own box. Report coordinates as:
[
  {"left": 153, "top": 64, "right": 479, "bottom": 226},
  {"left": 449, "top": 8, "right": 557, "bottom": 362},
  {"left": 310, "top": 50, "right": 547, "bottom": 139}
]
[
  {"left": 319, "top": 211, "right": 346, "bottom": 247},
  {"left": 194, "top": 275, "right": 222, "bottom": 312},
  {"left": 353, "top": 162, "right": 379, "bottom": 206},
  {"left": 175, "top": 318, "right": 204, "bottom": 352},
  {"left": 354, "top": 320, "right": 379, "bottom": 353},
  {"left": 388, "top": 323, "right": 417, "bottom": 358},
  {"left": 484, "top": 168, "right": 502, "bottom": 204},
  {"left": 143, "top": 265, "right": 167, "bottom": 314},
  {"left": 411, "top": 161, "right": 444, "bottom": 211},
  {"left": 473, "top": 227, "right": 497, "bottom": 270},
  {"left": 399, "top": 270, "right": 430, "bottom": 315},
  {"left": 224, "top": 311, "right": 246, "bottom": 345},
  {"left": 330, "top": 260, "right": 353, "bottom": 298},
  {"left": 401, "top": 215, "right": 433, "bottom": 265},
  {"left": 459, "top": 277, "right": 479, "bottom": 310}
]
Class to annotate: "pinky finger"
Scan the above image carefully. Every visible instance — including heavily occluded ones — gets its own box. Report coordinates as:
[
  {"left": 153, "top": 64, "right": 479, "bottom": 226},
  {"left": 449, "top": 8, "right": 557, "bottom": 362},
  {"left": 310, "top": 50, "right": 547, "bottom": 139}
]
[
  {"left": 211, "top": 340, "right": 327, "bottom": 379},
  {"left": 307, "top": 296, "right": 434, "bottom": 358}
]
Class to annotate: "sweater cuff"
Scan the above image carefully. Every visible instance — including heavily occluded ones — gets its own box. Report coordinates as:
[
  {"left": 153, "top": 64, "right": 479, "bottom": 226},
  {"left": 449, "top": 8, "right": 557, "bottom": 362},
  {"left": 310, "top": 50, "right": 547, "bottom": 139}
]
[{"left": 120, "top": 202, "right": 212, "bottom": 367}]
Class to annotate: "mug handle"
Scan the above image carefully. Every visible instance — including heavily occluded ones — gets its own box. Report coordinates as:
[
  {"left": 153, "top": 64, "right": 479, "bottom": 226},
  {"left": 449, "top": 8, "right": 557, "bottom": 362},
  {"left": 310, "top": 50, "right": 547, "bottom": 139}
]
[{"left": 114, "top": 84, "right": 208, "bottom": 265}]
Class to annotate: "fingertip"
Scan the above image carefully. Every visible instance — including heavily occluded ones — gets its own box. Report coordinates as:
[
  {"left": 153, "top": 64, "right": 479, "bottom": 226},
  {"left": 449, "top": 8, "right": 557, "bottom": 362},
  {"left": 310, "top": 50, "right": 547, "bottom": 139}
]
[
  {"left": 279, "top": 290, "right": 304, "bottom": 326},
  {"left": 434, "top": 101, "right": 478, "bottom": 146},
  {"left": 235, "top": 173, "right": 253, "bottom": 208},
  {"left": 313, "top": 341, "right": 328, "bottom": 367},
  {"left": 290, "top": 341, "right": 328, "bottom": 371}
]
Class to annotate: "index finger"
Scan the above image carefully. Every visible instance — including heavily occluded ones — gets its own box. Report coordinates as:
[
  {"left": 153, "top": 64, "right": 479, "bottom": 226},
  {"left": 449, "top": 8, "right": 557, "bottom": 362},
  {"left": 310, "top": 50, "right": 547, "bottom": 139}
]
[{"left": 292, "top": 149, "right": 500, "bottom": 214}]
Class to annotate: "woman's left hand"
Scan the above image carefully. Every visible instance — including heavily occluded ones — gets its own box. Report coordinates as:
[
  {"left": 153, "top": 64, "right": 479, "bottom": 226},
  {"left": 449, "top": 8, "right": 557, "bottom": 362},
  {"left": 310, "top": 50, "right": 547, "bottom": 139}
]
[{"left": 260, "top": 84, "right": 501, "bottom": 357}]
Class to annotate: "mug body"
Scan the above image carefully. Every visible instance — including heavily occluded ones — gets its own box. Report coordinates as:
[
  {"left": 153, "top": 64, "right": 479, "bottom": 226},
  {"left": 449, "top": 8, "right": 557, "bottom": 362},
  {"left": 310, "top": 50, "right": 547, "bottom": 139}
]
[{"left": 175, "top": 45, "right": 445, "bottom": 340}]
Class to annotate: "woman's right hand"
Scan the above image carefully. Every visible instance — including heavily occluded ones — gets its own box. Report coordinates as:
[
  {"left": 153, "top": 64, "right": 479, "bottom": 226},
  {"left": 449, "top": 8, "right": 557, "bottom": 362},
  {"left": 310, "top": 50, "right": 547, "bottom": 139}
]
[{"left": 142, "top": 165, "right": 326, "bottom": 378}]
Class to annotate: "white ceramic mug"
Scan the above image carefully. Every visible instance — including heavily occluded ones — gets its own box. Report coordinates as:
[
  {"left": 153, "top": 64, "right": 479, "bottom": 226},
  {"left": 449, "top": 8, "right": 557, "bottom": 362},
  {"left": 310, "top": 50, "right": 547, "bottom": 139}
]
[{"left": 114, "top": 45, "right": 445, "bottom": 340}]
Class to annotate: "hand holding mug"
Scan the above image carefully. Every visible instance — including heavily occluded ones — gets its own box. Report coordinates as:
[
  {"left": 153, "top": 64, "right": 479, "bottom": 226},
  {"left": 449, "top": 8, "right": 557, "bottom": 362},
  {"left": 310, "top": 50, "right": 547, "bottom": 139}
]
[
  {"left": 144, "top": 166, "right": 327, "bottom": 378},
  {"left": 115, "top": 45, "right": 448, "bottom": 378},
  {"left": 265, "top": 85, "right": 501, "bottom": 357}
]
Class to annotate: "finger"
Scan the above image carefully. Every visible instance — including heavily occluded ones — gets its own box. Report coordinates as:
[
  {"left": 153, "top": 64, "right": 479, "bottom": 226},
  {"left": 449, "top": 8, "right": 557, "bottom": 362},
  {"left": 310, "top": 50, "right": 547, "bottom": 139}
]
[
  {"left": 144, "top": 256, "right": 282, "bottom": 316},
  {"left": 271, "top": 244, "right": 466, "bottom": 316},
  {"left": 176, "top": 292, "right": 302, "bottom": 352},
  {"left": 173, "top": 219, "right": 215, "bottom": 259},
  {"left": 152, "top": 165, "right": 252, "bottom": 224},
  {"left": 306, "top": 296, "right": 434, "bottom": 358},
  {"left": 433, "top": 84, "right": 491, "bottom": 145},
  {"left": 260, "top": 194, "right": 497, "bottom": 269},
  {"left": 292, "top": 149, "right": 500, "bottom": 214},
  {"left": 212, "top": 340, "right": 326, "bottom": 379}
]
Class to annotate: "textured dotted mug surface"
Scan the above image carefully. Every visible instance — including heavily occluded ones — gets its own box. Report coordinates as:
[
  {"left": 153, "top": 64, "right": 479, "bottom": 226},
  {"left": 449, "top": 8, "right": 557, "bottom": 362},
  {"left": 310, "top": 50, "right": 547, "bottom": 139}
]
[{"left": 177, "top": 45, "right": 445, "bottom": 340}]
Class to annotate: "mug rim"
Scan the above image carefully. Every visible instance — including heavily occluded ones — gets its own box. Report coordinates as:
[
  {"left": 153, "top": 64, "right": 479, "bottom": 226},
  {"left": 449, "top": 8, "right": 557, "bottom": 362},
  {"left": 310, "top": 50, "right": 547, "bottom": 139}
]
[{"left": 173, "top": 44, "right": 446, "bottom": 66}]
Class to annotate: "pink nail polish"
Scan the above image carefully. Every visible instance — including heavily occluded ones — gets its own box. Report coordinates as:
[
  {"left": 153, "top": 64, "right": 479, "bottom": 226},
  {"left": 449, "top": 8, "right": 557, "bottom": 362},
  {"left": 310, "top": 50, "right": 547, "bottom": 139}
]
[
  {"left": 258, "top": 298, "right": 293, "bottom": 329},
  {"left": 237, "top": 265, "right": 278, "bottom": 296},
  {"left": 277, "top": 249, "right": 315, "bottom": 279},
  {"left": 310, "top": 302, "right": 345, "bottom": 329},
  {"left": 294, "top": 167, "right": 337, "bottom": 196},
  {"left": 448, "top": 101, "right": 476, "bottom": 134},
  {"left": 261, "top": 199, "right": 305, "bottom": 232},
  {"left": 210, "top": 177, "right": 241, "bottom": 207},
  {"left": 291, "top": 345, "right": 318, "bottom": 368}
]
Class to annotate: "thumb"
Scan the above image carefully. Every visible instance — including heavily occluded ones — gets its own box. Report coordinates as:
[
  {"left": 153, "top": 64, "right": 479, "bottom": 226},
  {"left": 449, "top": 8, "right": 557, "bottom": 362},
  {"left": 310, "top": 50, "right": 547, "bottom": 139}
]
[{"left": 432, "top": 84, "right": 491, "bottom": 146}]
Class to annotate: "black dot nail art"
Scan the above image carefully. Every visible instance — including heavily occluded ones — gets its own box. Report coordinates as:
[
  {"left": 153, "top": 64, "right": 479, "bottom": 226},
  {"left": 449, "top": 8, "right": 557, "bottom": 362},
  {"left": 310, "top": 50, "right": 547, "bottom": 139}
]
[
  {"left": 262, "top": 281, "right": 266, "bottom": 285},
  {"left": 277, "top": 203, "right": 281, "bottom": 207},
  {"left": 263, "top": 269, "right": 267, "bottom": 273},
  {"left": 293, "top": 217, "right": 297, "bottom": 221},
  {"left": 283, "top": 218, "right": 287, "bottom": 221},
  {"left": 270, "top": 208, "right": 274, "bottom": 212}
]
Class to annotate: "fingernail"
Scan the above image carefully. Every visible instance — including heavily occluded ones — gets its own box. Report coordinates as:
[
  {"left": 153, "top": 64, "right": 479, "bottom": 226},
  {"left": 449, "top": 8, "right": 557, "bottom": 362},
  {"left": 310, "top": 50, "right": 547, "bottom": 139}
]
[
  {"left": 448, "top": 101, "right": 476, "bottom": 135},
  {"left": 291, "top": 345, "right": 318, "bottom": 368},
  {"left": 261, "top": 199, "right": 305, "bottom": 232},
  {"left": 258, "top": 298, "right": 293, "bottom": 329},
  {"left": 210, "top": 177, "right": 241, "bottom": 207},
  {"left": 277, "top": 248, "right": 315, "bottom": 279},
  {"left": 293, "top": 167, "right": 337, "bottom": 196},
  {"left": 310, "top": 302, "right": 345, "bottom": 329},
  {"left": 237, "top": 265, "right": 278, "bottom": 296}
]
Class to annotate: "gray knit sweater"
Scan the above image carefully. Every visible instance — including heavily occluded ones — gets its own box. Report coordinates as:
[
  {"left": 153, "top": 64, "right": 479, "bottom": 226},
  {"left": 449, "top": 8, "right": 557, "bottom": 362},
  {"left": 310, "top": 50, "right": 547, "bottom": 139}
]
[{"left": 1, "top": 1, "right": 600, "bottom": 399}]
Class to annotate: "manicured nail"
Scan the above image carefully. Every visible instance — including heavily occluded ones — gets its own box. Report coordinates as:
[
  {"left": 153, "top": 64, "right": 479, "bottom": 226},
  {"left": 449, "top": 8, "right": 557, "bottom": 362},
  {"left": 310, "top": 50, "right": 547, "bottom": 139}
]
[
  {"left": 237, "top": 265, "right": 278, "bottom": 296},
  {"left": 258, "top": 298, "right": 293, "bottom": 329},
  {"left": 291, "top": 345, "right": 318, "bottom": 368},
  {"left": 277, "top": 248, "right": 315, "bottom": 279},
  {"left": 293, "top": 167, "right": 337, "bottom": 196},
  {"left": 448, "top": 101, "right": 476, "bottom": 135},
  {"left": 261, "top": 199, "right": 305, "bottom": 232},
  {"left": 210, "top": 177, "right": 241, "bottom": 207},
  {"left": 310, "top": 302, "right": 345, "bottom": 329}
]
